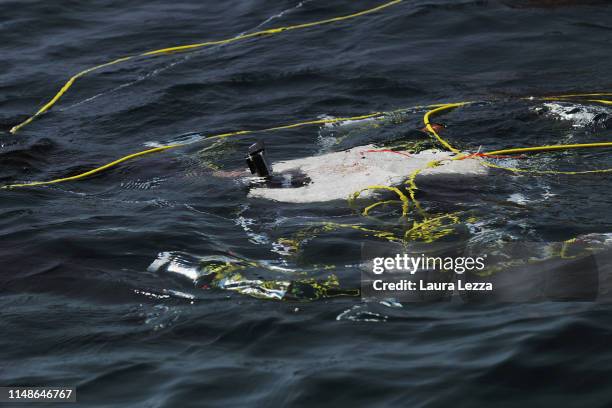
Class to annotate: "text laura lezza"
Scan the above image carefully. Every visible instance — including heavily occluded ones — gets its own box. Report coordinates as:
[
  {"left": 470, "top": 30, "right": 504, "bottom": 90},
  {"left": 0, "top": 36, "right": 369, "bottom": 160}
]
[{"left": 372, "top": 279, "right": 493, "bottom": 291}]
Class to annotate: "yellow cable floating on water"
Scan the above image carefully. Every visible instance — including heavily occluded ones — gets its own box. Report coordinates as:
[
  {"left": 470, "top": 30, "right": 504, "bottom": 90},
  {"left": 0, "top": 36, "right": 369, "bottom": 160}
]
[
  {"left": 0, "top": 110, "right": 409, "bottom": 189},
  {"left": 536, "top": 92, "right": 612, "bottom": 100},
  {"left": 4, "top": 98, "right": 612, "bottom": 189},
  {"left": 422, "top": 102, "right": 470, "bottom": 154},
  {"left": 9, "top": 0, "right": 404, "bottom": 134},
  {"left": 529, "top": 92, "right": 612, "bottom": 107},
  {"left": 2, "top": 145, "right": 179, "bottom": 189},
  {"left": 483, "top": 142, "right": 612, "bottom": 157}
]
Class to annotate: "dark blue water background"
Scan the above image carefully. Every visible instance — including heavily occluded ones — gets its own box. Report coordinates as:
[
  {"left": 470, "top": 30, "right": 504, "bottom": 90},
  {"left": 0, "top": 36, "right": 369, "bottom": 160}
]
[{"left": 1, "top": 1, "right": 612, "bottom": 406}]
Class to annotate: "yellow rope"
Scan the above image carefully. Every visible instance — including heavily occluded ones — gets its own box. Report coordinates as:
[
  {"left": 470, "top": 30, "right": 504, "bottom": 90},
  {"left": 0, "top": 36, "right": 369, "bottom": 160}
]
[
  {"left": 348, "top": 103, "right": 466, "bottom": 222},
  {"left": 4, "top": 107, "right": 448, "bottom": 189},
  {"left": 422, "top": 102, "right": 470, "bottom": 154},
  {"left": 352, "top": 185, "right": 410, "bottom": 216},
  {"left": 402, "top": 102, "right": 468, "bottom": 215},
  {"left": 395, "top": 96, "right": 612, "bottom": 244},
  {"left": 483, "top": 142, "right": 612, "bottom": 156},
  {"left": 528, "top": 93, "right": 612, "bottom": 107},
  {"left": 537, "top": 92, "right": 612, "bottom": 99},
  {"left": 417, "top": 98, "right": 612, "bottom": 177},
  {"left": 361, "top": 200, "right": 402, "bottom": 216},
  {"left": 2, "top": 145, "right": 178, "bottom": 188},
  {"left": 348, "top": 102, "right": 471, "bottom": 219},
  {"left": 9, "top": 0, "right": 403, "bottom": 134},
  {"left": 4, "top": 96, "right": 612, "bottom": 189},
  {"left": 10, "top": 57, "right": 133, "bottom": 134},
  {"left": 587, "top": 99, "right": 612, "bottom": 105},
  {"left": 479, "top": 161, "right": 612, "bottom": 176},
  {"left": 404, "top": 212, "right": 461, "bottom": 243}
]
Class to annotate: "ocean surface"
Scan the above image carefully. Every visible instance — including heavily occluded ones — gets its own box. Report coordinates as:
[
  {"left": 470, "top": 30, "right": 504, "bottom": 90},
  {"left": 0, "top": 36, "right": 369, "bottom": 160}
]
[{"left": 1, "top": 0, "right": 612, "bottom": 407}]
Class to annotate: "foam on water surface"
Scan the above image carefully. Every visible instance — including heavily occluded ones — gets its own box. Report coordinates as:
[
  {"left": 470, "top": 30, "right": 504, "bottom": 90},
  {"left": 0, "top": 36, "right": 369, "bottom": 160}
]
[{"left": 538, "top": 102, "right": 610, "bottom": 128}]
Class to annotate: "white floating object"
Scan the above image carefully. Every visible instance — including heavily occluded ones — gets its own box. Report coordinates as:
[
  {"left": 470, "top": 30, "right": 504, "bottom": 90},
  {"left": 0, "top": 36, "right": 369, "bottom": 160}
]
[{"left": 248, "top": 145, "right": 486, "bottom": 203}]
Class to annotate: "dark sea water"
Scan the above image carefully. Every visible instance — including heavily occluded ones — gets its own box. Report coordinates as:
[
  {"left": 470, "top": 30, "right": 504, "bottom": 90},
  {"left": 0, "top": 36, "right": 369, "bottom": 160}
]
[{"left": 1, "top": 0, "right": 612, "bottom": 407}]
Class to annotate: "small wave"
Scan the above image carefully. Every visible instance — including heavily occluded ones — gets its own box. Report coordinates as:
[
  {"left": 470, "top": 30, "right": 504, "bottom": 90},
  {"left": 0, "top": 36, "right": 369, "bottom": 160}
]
[
  {"left": 134, "top": 288, "right": 196, "bottom": 302},
  {"left": 120, "top": 177, "right": 165, "bottom": 190},
  {"left": 144, "top": 132, "right": 203, "bottom": 148},
  {"left": 234, "top": 208, "right": 270, "bottom": 245},
  {"left": 321, "top": 114, "right": 379, "bottom": 129},
  {"left": 336, "top": 304, "right": 388, "bottom": 322},
  {"left": 507, "top": 193, "right": 529, "bottom": 205},
  {"left": 255, "top": 0, "right": 313, "bottom": 29},
  {"left": 133, "top": 289, "right": 171, "bottom": 300},
  {"left": 140, "top": 304, "right": 181, "bottom": 331}
]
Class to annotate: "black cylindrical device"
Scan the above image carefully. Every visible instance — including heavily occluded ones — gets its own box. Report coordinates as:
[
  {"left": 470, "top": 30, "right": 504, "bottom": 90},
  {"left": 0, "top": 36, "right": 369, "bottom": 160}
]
[{"left": 246, "top": 141, "right": 273, "bottom": 178}]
